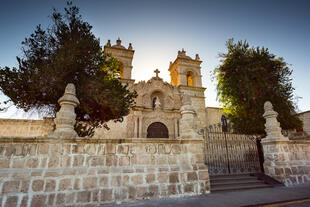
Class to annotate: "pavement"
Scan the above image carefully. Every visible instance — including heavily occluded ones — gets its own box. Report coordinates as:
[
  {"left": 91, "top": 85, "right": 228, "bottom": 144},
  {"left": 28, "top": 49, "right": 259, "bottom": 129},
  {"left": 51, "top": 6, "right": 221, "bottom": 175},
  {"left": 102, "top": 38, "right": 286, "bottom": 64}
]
[{"left": 99, "top": 184, "right": 310, "bottom": 207}]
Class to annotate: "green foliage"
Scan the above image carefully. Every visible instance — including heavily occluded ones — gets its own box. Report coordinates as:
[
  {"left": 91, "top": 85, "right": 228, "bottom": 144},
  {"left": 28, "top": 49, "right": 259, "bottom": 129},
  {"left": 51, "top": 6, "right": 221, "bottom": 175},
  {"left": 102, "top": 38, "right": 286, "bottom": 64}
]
[
  {"left": 0, "top": 2, "right": 137, "bottom": 137},
  {"left": 215, "top": 39, "right": 302, "bottom": 135}
]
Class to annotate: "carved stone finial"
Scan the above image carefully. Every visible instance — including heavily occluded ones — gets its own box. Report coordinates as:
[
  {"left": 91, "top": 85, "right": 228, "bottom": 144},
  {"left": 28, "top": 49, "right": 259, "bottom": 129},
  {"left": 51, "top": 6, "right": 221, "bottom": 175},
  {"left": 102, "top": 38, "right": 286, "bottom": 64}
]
[
  {"left": 177, "top": 49, "right": 187, "bottom": 58},
  {"left": 128, "top": 43, "right": 133, "bottom": 50},
  {"left": 264, "top": 101, "right": 273, "bottom": 111},
  {"left": 116, "top": 38, "right": 121, "bottom": 46},
  {"left": 195, "top": 54, "right": 200, "bottom": 60},
  {"left": 52, "top": 83, "right": 80, "bottom": 138},
  {"left": 262, "top": 101, "right": 288, "bottom": 142},
  {"left": 106, "top": 39, "right": 111, "bottom": 47}
]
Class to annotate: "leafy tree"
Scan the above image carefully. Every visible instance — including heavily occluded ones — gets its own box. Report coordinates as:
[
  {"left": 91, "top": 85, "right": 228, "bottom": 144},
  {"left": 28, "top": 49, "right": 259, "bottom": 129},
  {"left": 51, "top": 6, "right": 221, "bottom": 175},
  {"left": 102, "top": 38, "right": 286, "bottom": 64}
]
[
  {"left": 0, "top": 2, "right": 137, "bottom": 136},
  {"left": 215, "top": 39, "right": 302, "bottom": 135}
]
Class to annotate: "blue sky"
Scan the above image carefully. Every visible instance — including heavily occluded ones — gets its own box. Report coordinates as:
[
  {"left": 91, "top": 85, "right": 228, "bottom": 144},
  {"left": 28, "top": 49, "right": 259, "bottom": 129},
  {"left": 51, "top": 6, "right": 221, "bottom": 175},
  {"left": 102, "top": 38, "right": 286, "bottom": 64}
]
[{"left": 0, "top": 0, "right": 309, "bottom": 118}]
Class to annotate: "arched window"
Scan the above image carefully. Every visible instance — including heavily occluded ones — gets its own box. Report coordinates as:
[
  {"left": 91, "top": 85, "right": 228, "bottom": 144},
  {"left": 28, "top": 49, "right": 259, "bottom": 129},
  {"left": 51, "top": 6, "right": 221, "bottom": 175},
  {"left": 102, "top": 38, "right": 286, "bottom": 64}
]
[
  {"left": 152, "top": 97, "right": 157, "bottom": 109},
  {"left": 187, "top": 71, "right": 194, "bottom": 86},
  {"left": 115, "top": 65, "right": 124, "bottom": 79}
]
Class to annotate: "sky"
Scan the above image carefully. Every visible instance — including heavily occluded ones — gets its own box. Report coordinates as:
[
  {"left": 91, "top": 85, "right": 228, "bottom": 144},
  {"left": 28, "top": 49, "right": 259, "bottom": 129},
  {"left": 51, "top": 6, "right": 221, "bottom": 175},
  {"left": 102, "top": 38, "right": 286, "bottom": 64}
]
[{"left": 0, "top": 0, "right": 309, "bottom": 119}]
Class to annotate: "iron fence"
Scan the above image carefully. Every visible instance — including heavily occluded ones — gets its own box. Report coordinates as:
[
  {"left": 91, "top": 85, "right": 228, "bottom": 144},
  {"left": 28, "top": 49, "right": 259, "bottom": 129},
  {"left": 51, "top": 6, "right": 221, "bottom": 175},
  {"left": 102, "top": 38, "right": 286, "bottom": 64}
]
[{"left": 202, "top": 124, "right": 263, "bottom": 175}]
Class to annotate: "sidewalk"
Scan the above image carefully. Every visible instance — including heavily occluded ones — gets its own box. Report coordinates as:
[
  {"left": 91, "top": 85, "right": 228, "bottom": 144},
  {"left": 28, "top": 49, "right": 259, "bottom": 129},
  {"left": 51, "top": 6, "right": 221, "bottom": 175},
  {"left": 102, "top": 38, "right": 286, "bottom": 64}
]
[{"left": 99, "top": 184, "right": 310, "bottom": 207}]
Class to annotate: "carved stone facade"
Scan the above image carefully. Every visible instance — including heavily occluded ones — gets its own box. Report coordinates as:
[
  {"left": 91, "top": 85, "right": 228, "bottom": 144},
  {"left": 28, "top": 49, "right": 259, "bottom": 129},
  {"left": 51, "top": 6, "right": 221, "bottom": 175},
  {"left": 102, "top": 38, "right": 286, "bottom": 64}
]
[{"left": 96, "top": 39, "right": 207, "bottom": 139}]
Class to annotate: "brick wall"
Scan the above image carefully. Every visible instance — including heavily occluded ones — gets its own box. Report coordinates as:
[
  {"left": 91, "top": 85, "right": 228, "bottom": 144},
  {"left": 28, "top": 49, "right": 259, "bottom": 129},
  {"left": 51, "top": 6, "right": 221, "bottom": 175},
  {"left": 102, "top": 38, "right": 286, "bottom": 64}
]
[
  {"left": 0, "top": 137, "right": 210, "bottom": 207},
  {"left": 0, "top": 118, "right": 54, "bottom": 137},
  {"left": 262, "top": 140, "right": 310, "bottom": 186}
]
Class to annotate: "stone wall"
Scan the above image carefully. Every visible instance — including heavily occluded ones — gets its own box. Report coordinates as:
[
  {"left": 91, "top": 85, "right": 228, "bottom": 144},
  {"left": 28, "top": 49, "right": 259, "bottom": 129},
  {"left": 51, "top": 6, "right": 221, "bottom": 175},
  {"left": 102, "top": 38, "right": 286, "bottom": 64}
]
[
  {"left": 297, "top": 110, "right": 310, "bottom": 135},
  {"left": 0, "top": 137, "right": 210, "bottom": 207},
  {"left": 262, "top": 101, "right": 310, "bottom": 186},
  {"left": 0, "top": 118, "right": 54, "bottom": 137},
  {"left": 262, "top": 140, "right": 310, "bottom": 186},
  {"left": 205, "top": 107, "right": 223, "bottom": 126}
]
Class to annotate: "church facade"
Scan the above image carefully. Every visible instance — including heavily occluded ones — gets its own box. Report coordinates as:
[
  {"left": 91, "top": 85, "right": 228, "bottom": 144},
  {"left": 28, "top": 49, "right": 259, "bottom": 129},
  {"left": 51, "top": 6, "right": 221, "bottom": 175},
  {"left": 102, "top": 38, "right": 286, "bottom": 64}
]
[{"left": 95, "top": 39, "right": 209, "bottom": 139}]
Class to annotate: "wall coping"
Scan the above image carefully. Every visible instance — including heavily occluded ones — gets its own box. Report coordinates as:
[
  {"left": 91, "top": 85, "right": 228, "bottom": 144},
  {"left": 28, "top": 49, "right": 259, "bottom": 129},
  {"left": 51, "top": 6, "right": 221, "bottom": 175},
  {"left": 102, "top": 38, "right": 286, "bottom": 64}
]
[
  {"left": 0, "top": 136, "right": 203, "bottom": 144},
  {"left": 0, "top": 117, "right": 53, "bottom": 122},
  {"left": 261, "top": 139, "right": 310, "bottom": 145}
]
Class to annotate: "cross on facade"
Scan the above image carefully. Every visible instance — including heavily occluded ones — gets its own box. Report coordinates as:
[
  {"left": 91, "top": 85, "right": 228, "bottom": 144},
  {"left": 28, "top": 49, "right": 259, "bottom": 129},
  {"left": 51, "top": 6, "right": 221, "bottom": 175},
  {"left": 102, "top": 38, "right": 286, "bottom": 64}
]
[{"left": 154, "top": 69, "right": 160, "bottom": 78}]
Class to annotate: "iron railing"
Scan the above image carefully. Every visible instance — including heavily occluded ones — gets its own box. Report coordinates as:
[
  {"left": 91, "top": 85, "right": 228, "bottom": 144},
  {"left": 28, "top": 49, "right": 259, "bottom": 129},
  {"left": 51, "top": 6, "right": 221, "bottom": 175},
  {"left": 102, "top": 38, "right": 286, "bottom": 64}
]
[{"left": 202, "top": 124, "right": 263, "bottom": 175}]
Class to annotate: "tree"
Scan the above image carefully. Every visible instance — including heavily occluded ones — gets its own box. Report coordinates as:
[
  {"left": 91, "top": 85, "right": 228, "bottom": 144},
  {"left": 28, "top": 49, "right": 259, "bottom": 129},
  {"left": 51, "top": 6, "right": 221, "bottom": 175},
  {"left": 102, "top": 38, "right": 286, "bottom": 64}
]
[
  {"left": 0, "top": 2, "right": 137, "bottom": 136},
  {"left": 214, "top": 39, "right": 302, "bottom": 135}
]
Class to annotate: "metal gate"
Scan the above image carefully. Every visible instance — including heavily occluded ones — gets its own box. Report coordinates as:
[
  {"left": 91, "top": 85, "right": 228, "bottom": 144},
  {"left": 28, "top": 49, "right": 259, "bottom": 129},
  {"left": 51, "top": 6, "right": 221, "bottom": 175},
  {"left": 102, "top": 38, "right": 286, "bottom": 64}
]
[{"left": 202, "top": 124, "right": 264, "bottom": 175}]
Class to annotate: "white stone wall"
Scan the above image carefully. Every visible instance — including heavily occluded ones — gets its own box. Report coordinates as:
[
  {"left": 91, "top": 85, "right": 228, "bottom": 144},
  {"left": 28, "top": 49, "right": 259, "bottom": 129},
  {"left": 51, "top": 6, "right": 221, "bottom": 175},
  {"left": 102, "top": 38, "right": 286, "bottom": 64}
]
[
  {"left": 205, "top": 107, "right": 223, "bottom": 126},
  {"left": 0, "top": 118, "right": 54, "bottom": 137}
]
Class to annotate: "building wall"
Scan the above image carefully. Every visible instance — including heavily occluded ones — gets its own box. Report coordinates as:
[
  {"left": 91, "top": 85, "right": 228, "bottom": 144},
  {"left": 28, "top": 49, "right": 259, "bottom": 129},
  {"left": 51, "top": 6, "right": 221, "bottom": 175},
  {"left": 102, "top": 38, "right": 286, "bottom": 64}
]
[
  {"left": 0, "top": 118, "right": 54, "bottom": 137},
  {"left": 297, "top": 111, "right": 310, "bottom": 135},
  {"left": 0, "top": 137, "right": 210, "bottom": 207},
  {"left": 178, "top": 86, "right": 206, "bottom": 128},
  {"left": 94, "top": 116, "right": 133, "bottom": 139},
  {"left": 205, "top": 107, "right": 223, "bottom": 126}
]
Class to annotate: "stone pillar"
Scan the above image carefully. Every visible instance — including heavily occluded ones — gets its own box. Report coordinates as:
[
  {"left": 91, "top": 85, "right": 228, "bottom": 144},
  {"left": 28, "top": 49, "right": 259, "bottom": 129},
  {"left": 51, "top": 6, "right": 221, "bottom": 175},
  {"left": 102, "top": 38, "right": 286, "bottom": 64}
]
[
  {"left": 174, "top": 118, "right": 178, "bottom": 139},
  {"left": 52, "top": 83, "right": 80, "bottom": 138},
  {"left": 139, "top": 116, "right": 143, "bottom": 138},
  {"left": 134, "top": 117, "right": 138, "bottom": 138},
  {"left": 262, "top": 101, "right": 289, "bottom": 143},
  {"left": 179, "top": 94, "right": 202, "bottom": 139},
  {"left": 261, "top": 101, "right": 291, "bottom": 184}
]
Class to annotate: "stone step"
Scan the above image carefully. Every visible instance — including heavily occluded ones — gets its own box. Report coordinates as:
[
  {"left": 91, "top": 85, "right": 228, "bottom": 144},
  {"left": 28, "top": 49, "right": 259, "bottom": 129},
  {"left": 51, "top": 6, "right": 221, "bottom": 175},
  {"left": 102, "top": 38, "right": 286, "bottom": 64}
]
[
  {"left": 210, "top": 173, "right": 252, "bottom": 178},
  {"left": 210, "top": 175, "right": 258, "bottom": 183},
  {"left": 210, "top": 179, "right": 264, "bottom": 188},
  {"left": 211, "top": 183, "right": 273, "bottom": 193}
]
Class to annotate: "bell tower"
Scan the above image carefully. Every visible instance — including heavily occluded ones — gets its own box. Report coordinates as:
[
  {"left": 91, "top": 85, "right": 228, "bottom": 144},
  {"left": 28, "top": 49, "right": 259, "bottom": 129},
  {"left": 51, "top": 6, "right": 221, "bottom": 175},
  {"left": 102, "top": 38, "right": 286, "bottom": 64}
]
[
  {"left": 168, "top": 49, "right": 207, "bottom": 126},
  {"left": 104, "top": 38, "right": 135, "bottom": 84},
  {"left": 168, "top": 49, "right": 202, "bottom": 87}
]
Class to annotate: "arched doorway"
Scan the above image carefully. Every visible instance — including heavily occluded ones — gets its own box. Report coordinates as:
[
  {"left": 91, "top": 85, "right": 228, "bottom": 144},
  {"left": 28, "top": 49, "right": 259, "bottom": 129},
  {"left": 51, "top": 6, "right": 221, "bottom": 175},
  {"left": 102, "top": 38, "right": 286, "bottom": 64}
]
[{"left": 147, "top": 122, "right": 169, "bottom": 138}]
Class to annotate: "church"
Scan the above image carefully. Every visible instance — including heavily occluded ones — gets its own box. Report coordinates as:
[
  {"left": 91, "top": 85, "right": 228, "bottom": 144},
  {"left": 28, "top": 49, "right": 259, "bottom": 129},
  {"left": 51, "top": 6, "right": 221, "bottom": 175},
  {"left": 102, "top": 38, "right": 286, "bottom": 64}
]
[{"left": 95, "top": 38, "right": 214, "bottom": 139}]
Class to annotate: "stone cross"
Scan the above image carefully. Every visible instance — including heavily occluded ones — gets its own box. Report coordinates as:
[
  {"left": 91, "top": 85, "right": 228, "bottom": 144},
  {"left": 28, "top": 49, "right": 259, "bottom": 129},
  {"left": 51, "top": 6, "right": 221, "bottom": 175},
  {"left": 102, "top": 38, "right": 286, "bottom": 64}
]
[{"left": 154, "top": 69, "right": 160, "bottom": 78}]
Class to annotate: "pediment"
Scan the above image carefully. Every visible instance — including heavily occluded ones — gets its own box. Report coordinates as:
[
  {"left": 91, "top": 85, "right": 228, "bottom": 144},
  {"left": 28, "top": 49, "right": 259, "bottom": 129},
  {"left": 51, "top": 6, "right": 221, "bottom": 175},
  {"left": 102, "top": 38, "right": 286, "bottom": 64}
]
[{"left": 133, "top": 77, "right": 182, "bottom": 110}]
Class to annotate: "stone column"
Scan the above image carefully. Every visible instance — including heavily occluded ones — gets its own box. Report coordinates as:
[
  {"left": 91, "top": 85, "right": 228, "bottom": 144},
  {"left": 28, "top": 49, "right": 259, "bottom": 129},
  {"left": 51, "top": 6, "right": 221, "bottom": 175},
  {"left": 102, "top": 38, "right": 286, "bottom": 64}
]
[
  {"left": 174, "top": 119, "right": 178, "bottom": 139},
  {"left": 139, "top": 116, "right": 143, "bottom": 138},
  {"left": 134, "top": 117, "right": 138, "bottom": 138},
  {"left": 179, "top": 94, "right": 202, "bottom": 139},
  {"left": 51, "top": 83, "right": 80, "bottom": 138}
]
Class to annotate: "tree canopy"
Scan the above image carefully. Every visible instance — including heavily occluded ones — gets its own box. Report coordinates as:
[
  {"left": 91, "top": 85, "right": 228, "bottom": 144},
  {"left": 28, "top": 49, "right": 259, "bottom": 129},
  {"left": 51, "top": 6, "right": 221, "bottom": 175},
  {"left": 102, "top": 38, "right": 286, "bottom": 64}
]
[
  {"left": 0, "top": 2, "right": 137, "bottom": 136},
  {"left": 214, "top": 39, "right": 302, "bottom": 135}
]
